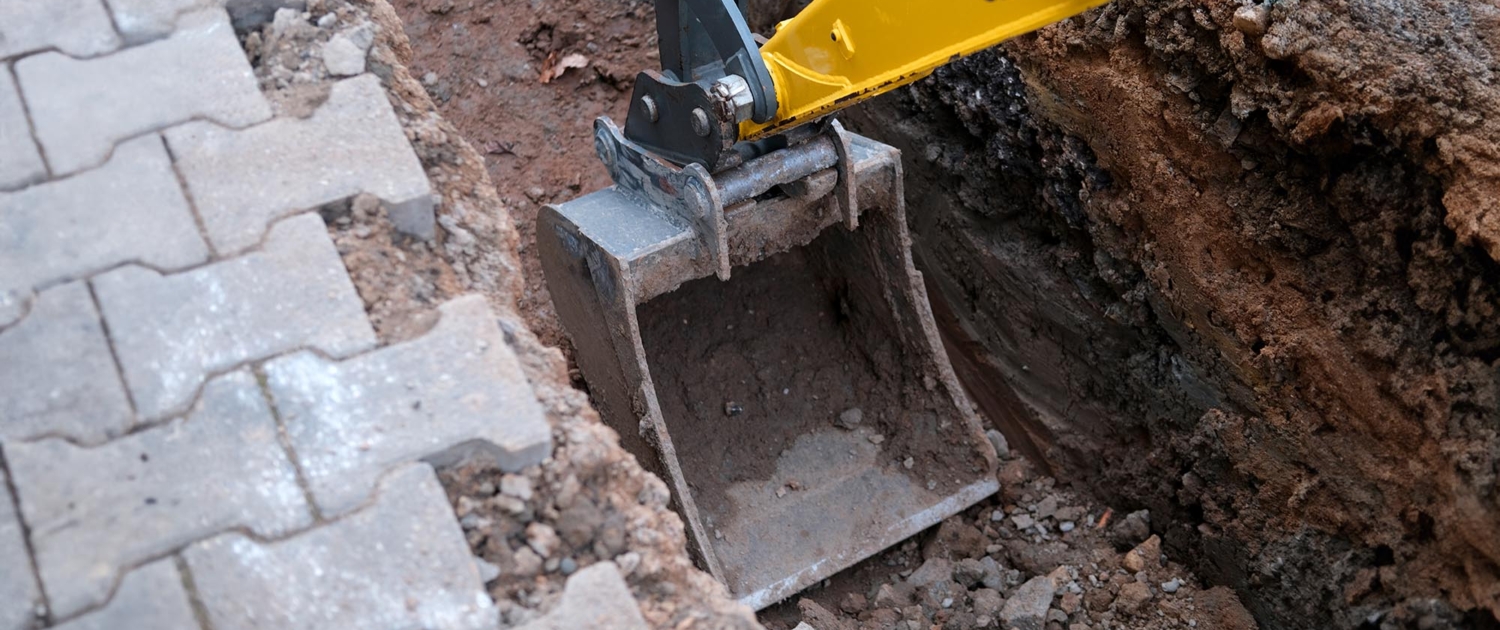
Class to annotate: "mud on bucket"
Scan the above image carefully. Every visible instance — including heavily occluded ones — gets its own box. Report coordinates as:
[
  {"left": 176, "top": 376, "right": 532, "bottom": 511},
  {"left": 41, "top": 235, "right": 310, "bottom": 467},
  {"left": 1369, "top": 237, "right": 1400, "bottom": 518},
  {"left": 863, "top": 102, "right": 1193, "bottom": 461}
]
[{"left": 538, "top": 118, "right": 997, "bottom": 610}]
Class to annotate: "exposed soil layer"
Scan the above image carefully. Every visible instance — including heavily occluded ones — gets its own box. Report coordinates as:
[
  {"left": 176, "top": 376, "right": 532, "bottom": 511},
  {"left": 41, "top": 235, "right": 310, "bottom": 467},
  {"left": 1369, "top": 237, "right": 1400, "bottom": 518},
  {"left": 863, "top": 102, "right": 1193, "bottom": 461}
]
[{"left": 831, "top": 1, "right": 1500, "bottom": 628}]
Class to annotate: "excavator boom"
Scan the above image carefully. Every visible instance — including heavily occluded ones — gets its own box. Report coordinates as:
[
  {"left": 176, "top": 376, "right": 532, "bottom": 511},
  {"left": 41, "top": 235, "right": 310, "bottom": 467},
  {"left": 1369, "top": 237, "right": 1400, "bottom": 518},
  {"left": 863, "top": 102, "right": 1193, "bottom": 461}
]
[{"left": 744, "top": 0, "right": 1110, "bottom": 140}]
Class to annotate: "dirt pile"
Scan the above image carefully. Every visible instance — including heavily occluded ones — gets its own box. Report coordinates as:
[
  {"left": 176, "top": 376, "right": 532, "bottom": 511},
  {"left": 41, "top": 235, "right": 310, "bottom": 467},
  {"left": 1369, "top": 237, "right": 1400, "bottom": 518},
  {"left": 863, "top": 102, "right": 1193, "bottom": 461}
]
[{"left": 836, "top": 1, "right": 1500, "bottom": 627}]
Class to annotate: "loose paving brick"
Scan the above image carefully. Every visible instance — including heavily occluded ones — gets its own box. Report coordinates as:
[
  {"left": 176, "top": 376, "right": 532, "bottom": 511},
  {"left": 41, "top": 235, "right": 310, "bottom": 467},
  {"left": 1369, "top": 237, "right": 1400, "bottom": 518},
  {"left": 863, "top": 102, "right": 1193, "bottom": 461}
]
[
  {"left": 5, "top": 370, "right": 312, "bottom": 619},
  {"left": 0, "top": 135, "right": 208, "bottom": 328},
  {"left": 0, "top": 0, "right": 120, "bottom": 59},
  {"left": 166, "top": 74, "right": 434, "bottom": 253},
  {"left": 16, "top": 8, "right": 272, "bottom": 176},
  {"left": 52, "top": 559, "right": 199, "bottom": 630},
  {"left": 515, "top": 562, "right": 648, "bottom": 630},
  {"left": 94, "top": 213, "right": 376, "bottom": 419},
  {"left": 0, "top": 466, "right": 42, "bottom": 630},
  {"left": 0, "top": 282, "right": 132, "bottom": 444},
  {"left": 185, "top": 463, "right": 498, "bottom": 630},
  {"left": 0, "top": 70, "right": 45, "bottom": 191},
  {"left": 265, "top": 295, "right": 550, "bottom": 517}
]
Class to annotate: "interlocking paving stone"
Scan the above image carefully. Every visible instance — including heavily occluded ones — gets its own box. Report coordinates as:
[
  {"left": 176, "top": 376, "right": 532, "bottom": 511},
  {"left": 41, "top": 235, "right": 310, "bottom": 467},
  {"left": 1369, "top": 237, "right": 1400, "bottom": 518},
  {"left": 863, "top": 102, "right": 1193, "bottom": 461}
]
[
  {"left": 0, "top": 70, "right": 45, "bottom": 191},
  {"left": 52, "top": 559, "right": 199, "bottom": 630},
  {"left": 5, "top": 370, "right": 312, "bottom": 619},
  {"left": 166, "top": 74, "right": 434, "bottom": 253},
  {"left": 0, "top": 135, "right": 208, "bottom": 329},
  {"left": 107, "top": 0, "right": 305, "bottom": 43},
  {"left": 16, "top": 9, "right": 271, "bottom": 176},
  {"left": 185, "top": 463, "right": 498, "bottom": 630},
  {"left": 94, "top": 213, "right": 376, "bottom": 419},
  {"left": 0, "top": 282, "right": 132, "bottom": 444},
  {"left": 265, "top": 295, "right": 550, "bottom": 517},
  {"left": 0, "top": 0, "right": 120, "bottom": 59},
  {"left": 514, "top": 562, "right": 648, "bottom": 630},
  {"left": 0, "top": 466, "right": 42, "bottom": 630}
]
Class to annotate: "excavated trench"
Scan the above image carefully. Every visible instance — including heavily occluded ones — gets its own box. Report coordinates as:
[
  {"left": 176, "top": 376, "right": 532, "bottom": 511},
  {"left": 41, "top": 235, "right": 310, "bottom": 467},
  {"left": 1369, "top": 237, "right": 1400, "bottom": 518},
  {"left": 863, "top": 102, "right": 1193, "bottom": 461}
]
[{"left": 392, "top": 0, "right": 1500, "bottom": 627}]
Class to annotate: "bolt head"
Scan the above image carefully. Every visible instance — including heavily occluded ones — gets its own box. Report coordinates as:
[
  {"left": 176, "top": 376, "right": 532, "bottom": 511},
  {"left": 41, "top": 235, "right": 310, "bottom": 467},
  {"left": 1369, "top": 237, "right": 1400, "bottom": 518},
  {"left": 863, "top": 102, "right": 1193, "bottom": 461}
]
[{"left": 690, "top": 108, "right": 711, "bottom": 137}]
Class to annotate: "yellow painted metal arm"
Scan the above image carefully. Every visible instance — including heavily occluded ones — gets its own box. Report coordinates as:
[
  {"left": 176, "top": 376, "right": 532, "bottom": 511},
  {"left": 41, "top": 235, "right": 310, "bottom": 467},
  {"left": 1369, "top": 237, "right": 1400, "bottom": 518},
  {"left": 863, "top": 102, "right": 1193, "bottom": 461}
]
[{"left": 740, "top": 0, "right": 1109, "bottom": 140}]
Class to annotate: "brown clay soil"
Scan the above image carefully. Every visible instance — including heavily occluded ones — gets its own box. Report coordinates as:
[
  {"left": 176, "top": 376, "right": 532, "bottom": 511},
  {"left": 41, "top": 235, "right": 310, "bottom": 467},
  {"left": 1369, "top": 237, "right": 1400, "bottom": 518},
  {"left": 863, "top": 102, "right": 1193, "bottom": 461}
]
[{"left": 297, "top": 0, "right": 1500, "bottom": 628}]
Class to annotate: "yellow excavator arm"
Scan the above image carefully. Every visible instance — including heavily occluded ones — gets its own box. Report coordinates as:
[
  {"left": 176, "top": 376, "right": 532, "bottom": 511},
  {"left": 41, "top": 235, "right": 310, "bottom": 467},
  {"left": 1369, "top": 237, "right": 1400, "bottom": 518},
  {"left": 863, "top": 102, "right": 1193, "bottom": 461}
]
[{"left": 742, "top": 0, "right": 1109, "bottom": 140}]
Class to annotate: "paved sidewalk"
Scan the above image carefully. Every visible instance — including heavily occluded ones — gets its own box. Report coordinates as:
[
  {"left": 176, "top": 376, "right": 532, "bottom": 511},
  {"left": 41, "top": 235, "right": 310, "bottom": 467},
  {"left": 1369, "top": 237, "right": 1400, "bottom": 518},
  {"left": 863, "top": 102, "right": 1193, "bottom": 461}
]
[{"left": 0, "top": 1, "right": 559, "bottom": 627}]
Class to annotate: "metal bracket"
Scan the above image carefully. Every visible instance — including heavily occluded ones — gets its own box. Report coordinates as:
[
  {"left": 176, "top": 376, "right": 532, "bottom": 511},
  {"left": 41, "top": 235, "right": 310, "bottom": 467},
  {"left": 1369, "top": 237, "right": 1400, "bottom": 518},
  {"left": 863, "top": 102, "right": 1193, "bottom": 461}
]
[
  {"left": 595, "top": 118, "right": 732, "bottom": 281},
  {"left": 625, "top": 0, "right": 780, "bottom": 171}
]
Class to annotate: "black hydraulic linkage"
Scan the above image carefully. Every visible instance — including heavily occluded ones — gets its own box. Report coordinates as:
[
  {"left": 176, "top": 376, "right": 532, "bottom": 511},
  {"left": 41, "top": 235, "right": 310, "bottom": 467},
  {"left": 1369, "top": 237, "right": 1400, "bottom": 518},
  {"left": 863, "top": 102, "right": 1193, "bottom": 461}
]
[{"left": 623, "top": 0, "right": 780, "bottom": 172}]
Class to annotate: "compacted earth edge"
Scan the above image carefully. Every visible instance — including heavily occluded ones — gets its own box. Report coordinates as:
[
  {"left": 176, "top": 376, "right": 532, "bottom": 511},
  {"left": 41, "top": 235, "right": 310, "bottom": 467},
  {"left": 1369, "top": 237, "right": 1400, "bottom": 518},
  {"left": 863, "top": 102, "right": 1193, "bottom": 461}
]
[{"left": 285, "top": 0, "right": 1500, "bottom": 628}]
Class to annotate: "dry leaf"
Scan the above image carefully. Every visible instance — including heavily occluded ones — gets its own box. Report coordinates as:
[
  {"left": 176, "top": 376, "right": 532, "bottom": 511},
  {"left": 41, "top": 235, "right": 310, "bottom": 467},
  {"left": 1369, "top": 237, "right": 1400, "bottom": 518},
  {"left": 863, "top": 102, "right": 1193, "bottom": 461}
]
[{"left": 539, "top": 52, "right": 590, "bottom": 84}]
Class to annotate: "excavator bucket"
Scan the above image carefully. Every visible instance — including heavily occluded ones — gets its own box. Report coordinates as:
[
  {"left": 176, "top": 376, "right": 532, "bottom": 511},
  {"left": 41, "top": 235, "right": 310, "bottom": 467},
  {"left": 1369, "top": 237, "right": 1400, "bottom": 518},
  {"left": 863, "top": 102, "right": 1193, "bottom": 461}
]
[{"left": 538, "top": 118, "right": 998, "bottom": 609}]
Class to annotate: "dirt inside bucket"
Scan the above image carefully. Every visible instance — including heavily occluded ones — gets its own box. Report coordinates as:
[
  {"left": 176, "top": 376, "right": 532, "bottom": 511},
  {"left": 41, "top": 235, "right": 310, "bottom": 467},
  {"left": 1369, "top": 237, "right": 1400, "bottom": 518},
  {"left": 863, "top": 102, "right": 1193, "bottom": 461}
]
[{"left": 638, "top": 233, "right": 977, "bottom": 527}]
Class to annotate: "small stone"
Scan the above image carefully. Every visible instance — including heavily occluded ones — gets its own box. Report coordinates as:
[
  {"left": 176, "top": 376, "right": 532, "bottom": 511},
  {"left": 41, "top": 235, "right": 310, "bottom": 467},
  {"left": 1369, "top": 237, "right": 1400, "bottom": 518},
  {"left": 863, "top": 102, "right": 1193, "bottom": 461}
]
[
  {"left": 836, "top": 407, "right": 863, "bottom": 430},
  {"left": 978, "top": 556, "right": 1005, "bottom": 590},
  {"left": 475, "top": 557, "right": 501, "bottom": 583},
  {"left": 1233, "top": 4, "right": 1270, "bottom": 36},
  {"left": 476, "top": 78, "right": 488, "bottom": 87},
  {"left": 559, "top": 557, "right": 578, "bottom": 575},
  {"left": 321, "top": 32, "right": 366, "bottom": 76},
  {"left": 839, "top": 592, "right": 867, "bottom": 614},
  {"left": 941, "top": 597, "right": 953, "bottom": 609},
  {"left": 615, "top": 552, "right": 641, "bottom": 576},
  {"left": 1011, "top": 514, "right": 1036, "bottom": 530},
  {"left": 903, "top": 457, "right": 915, "bottom": 469},
  {"left": 1122, "top": 535, "right": 1161, "bottom": 573},
  {"left": 869, "top": 434, "right": 886, "bottom": 444},
  {"left": 1060, "top": 521, "right": 1076, "bottom": 533},
  {"left": 526, "top": 187, "right": 547, "bottom": 201},
  {"left": 952, "top": 558, "right": 986, "bottom": 588},
  {"left": 491, "top": 495, "right": 526, "bottom": 515},
  {"left": 985, "top": 429, "right": 1010, "bottom": 458},
  {"left": 1114, "top": 581, "right": 1152, "bottom": 611},
  {"left": 500, "top": 474, "right": 534, "bottom": 501},
  {"left": 1111, "top": 510, "right": 1151, "bottom": 547},
  {"left": 1161, "top": 578, "right": 1182, "bottom": 594},
  {"left": 1000, "top": 576, "right": 1054, "bottom": 630},
  {"left": 723, "top": 401, "right": 743, "bottom": 416},
  {"left": 1047, "top": 609, "right": 1069, "bottom": 624},
  {"left": 526, "top": 522, "right": 560, "bottom": 558},
  {"left": 316, "top": 12, "right": 337, "bottom": 27},
  {"left": 991, "top": 510, "right": 1005, "bottom": 522},
  {"left": 513, "top": 547, "right": 543, "bottom": 577},
  {"left": 1035, "top": 496, "right": 1059, "bottom": 520},
  {"left": 423, "top": 72, "right": 438, "bottom": 85}
]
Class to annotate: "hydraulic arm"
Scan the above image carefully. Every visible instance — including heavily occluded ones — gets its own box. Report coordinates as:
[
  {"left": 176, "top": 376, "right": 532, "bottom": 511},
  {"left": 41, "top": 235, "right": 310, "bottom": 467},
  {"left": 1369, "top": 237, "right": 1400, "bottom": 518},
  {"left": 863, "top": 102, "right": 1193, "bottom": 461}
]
[{"left": 625, "top": 0, "right": 1108, "bottom": 170}]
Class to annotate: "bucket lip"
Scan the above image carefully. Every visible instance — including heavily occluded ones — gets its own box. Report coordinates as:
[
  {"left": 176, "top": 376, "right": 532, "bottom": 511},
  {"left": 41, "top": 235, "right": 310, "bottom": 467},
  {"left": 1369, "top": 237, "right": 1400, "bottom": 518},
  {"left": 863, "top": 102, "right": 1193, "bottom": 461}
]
[{"left": 735, "top": 476, "right": 1001, "bottom": 611}]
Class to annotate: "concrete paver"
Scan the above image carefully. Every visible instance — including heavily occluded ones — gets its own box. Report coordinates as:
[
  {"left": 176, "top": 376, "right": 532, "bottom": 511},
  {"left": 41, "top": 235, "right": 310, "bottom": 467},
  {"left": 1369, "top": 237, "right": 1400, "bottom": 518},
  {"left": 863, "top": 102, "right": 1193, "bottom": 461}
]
[
  {"left": 184, "top": 463, "right": 498, "bottom": 630},
  {"left": 0, "top": 282, "right": 133, "bottom": 444},
  {"left": 52, "top": 559, "right": 200, "bottom": 630},
  {"left": 16, "top": 8, "right": 272, "bottom": 176},
  {"left": 6, "top": 370, "right": 312, "bottom": 619},
  {"left": 166, "top": 74, "right": 434, "bottom": 253},
  {"left": 265, "top": 295, "right": 551, "bottom": 517},
  {"left": 94, "top": 213, "right": 376, "bottom": 419},
  {"left": 0, "top": 0, "right": 120, "bottom": 59},
  {"left": 0, "top": 135, "right": 208, "bottom": 328},
  {"left": 0, "top": 70, "right": 45, "bottom": 191},
  {"left": 0, "top": 466, "right": 42, "bottom": 630}
]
